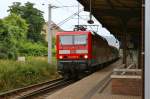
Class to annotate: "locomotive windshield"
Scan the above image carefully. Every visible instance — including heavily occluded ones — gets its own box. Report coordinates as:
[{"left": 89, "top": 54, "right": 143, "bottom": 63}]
[
  {"left": 74, "top": 35, "right": 87, "bottom": 45},
  {"left": 60, "top": 35, "right": 87, "bottom": 45},
  {"left": 60, "top": 35, "right": 73, "bottom": 45}
]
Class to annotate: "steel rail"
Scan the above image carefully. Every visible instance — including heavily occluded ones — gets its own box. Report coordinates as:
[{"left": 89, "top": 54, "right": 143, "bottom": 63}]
[
  {"left": 0, "top": 78, "right": 63, "bottom": 99},
  {"left": 19, "top": 80, "right": 73, "bottom": 99}
]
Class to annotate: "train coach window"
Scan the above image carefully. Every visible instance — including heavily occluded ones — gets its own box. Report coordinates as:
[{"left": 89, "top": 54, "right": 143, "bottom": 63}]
[
  {"left": 60, "top": 35, "right": 73, "bottom": 45},
  {"left": 74, "top": 35, "right": 87, "bottom": 45}
]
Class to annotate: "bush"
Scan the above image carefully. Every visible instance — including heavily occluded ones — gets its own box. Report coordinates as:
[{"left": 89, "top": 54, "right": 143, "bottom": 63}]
[{"left": 0, "top": 58, "right": 59, "bottom": 92}]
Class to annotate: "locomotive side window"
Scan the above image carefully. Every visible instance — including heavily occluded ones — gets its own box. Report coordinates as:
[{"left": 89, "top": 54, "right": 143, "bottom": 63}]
[
  {"left": 74, "top": 35, "right": 87, "bottom": 45},
  {"left": 60, "top": 35, "right": 73, "bottom": 45}
]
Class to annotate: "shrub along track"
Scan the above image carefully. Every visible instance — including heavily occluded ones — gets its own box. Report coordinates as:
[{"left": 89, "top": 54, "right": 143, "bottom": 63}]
[{"left": 0, "top": 78, "right": 74, "bottom": 99}]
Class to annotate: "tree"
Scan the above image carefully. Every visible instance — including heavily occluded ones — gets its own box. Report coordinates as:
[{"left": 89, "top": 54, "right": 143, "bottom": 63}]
[
  {"left": 0, "top": 14, "right": 28, "bottom": 59},
  {"left": 8, "top": 2, "right": 45, "bottom": 42},
  {"left": 4, "top": 13, "right": 28, "bottom": 40},
  {"left": 8, "top": 2, "right": 23, "bottom": 15}
]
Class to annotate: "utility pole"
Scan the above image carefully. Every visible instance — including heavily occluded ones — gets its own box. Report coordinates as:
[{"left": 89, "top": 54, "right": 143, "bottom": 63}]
[{"left": 48, "top": 4, "right": 52, "bottom": 64}]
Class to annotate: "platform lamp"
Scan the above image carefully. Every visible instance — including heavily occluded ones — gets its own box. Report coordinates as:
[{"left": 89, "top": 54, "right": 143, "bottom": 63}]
[{"left": 87, "top": 0, "right": 94, "bottom": 24}]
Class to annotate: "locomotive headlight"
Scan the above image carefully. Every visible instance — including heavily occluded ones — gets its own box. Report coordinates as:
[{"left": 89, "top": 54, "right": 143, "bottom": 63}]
[
  {"left": 59, "top": 56, "right": 63, "bottom": 59},
  {"left": 84, "top": 55, "right": 88, "bottom": 59}
]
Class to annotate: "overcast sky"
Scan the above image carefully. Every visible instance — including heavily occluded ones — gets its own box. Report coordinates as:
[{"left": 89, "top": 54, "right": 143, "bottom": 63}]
[{"left": 0, "top": 0, "right": 119, "bottom": 48}]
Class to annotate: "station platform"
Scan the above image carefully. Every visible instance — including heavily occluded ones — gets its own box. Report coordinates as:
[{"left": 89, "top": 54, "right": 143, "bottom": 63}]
[
  {"left": 91, "top": 82, "right": 141, "bottom": 99},
  {"left": 46, "top": 60, "right": 141, "bottom": 99}
]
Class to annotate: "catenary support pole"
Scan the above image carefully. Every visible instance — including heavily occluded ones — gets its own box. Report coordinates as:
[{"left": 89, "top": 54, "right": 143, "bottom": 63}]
[{"left": 48, "top": 4, "right": 52, "bottom": 64}]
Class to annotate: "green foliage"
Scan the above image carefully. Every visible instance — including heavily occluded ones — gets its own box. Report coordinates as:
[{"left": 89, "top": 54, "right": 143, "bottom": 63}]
[
  {"left": 19, "top": 41, "right": 48, "bottom": 56},
  {"left": 8, "top": 2, "right": 45, "bottom": 42},
  {"left": 0, "top": 19, "right": 7, "bottom": 41},
  {"left": 52, "top": 37, "right": 56, "bottom": 56},
  {"left": 0, "top": 2, "right": 49, "bottom": 59},
  {"left": 0, "top": 20, "right": 8, "bottom": 58},
  {"left": 18, "top": 41, "right": 56, "bottom": 57},
  {"left": 0, "top": 58, "right": 59, "bottom": 92},
  {"left": 0, "top": 14, "right": 28, "bottom": 59},
  {"left": 8, "top": 2, "right": 23, "bottom": 15},
  {"left": 4, "top": 13, "right": 28, "bottom": 40},
  {"left": 0, "top": 3, "right": 48, "bottom": 59}
]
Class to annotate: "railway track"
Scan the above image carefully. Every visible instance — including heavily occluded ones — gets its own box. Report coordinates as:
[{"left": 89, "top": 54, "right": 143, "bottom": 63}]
[{"left": 0, "top": 78, "right": 74, "bottom": 99}]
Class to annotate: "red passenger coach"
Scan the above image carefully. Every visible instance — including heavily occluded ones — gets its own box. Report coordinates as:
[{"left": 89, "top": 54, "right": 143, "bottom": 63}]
[{"left": 56, "top": 31, "right": 119, "bottom": 79}]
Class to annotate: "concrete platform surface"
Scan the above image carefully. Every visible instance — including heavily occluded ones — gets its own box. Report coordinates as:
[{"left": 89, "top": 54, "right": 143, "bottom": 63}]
[{"left": 46, "top": 60, "right": 122, "bottom": 99}]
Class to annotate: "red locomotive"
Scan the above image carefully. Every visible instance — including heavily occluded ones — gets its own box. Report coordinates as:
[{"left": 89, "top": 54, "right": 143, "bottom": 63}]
[{"left": 56, "top": 30, "right": 119, "bottom": 78}]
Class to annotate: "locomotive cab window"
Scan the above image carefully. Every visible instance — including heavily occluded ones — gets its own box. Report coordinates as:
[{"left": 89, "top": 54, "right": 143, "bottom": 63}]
[
  {"left": 60, "top": 35, "right": 73, "bottom": 45},
  {"left": 74, "top": 35, "right": 87, "bottom": 45}
]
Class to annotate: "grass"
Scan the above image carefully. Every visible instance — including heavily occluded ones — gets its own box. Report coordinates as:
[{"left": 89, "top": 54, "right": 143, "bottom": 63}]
[{"left": 0, "top": 57, "right": 59, "bottom": 92}]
